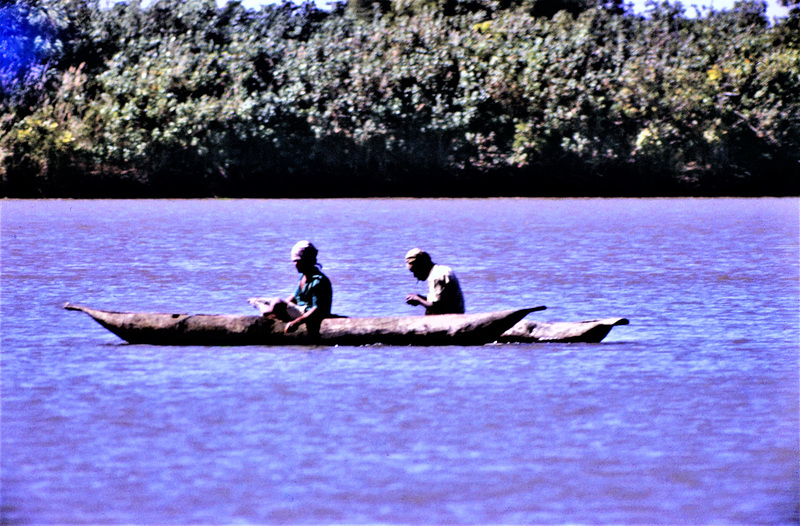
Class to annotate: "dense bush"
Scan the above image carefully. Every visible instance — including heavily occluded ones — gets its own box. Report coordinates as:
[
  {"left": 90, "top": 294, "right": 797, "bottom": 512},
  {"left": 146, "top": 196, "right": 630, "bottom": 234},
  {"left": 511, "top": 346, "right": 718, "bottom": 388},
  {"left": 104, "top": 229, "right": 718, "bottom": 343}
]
[{"left": 0, "top": 0, "right": 797, "bottom": 196}]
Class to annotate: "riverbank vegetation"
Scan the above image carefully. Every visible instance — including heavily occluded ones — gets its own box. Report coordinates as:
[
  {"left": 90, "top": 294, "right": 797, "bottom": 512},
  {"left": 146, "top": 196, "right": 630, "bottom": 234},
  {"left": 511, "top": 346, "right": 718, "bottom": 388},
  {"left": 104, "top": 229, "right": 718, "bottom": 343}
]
[{"left": 1, "top": 0, "right": 798, "bottom": 197}]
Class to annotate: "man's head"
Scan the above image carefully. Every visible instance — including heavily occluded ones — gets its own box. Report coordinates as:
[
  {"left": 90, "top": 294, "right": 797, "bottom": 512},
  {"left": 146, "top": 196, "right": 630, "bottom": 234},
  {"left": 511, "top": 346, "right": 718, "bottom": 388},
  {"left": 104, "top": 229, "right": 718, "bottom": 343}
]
[
  {"left": 291, "top": 240, "right": 318, "bottom": 272},
  {"left": 405, "top": 248, "right": 433, "bottom": 281}
]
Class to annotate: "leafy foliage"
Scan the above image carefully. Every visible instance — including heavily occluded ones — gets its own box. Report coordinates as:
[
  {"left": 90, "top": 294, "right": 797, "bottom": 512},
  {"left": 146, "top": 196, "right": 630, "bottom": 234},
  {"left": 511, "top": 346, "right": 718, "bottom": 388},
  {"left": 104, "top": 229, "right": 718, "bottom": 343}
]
[{"left": 0, "top": 0, "right": 797, "bottom": 196}]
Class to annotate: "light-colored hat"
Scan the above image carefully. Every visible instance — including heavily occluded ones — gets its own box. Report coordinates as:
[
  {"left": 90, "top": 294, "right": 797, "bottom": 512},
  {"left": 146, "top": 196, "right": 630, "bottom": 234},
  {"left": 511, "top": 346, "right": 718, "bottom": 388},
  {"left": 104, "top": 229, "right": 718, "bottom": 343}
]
[
  {"left": 405, "top": 248, "right": 431, "bottom": 267},
  {"left": 291, "top": 240, "right": 318, "bottom": 262}
]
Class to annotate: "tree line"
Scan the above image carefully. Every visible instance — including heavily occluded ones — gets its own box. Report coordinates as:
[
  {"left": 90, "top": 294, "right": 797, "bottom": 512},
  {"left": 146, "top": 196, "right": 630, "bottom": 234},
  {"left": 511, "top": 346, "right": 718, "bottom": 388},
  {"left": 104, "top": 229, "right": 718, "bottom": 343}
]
[{"left": 1, "top": 0, "right": 798, "bottom": 197}]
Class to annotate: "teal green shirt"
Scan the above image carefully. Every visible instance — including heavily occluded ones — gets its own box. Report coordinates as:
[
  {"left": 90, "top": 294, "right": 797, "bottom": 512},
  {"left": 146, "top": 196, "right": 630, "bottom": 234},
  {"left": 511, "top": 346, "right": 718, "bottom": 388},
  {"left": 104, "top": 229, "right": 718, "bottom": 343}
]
[{"left": 291, "top": 270, "right": 332, "bottom": 316}]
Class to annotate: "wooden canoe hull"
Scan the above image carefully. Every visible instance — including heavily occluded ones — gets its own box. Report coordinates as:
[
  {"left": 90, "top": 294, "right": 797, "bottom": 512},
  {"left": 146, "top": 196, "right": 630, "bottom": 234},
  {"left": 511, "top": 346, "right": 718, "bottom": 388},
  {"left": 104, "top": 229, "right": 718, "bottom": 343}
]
[
  {"left": 499, "top": 318, "right": 629, "bottom": 343},
  {"left": 64, "top": 303, "right": 543, "bottom": 346}
]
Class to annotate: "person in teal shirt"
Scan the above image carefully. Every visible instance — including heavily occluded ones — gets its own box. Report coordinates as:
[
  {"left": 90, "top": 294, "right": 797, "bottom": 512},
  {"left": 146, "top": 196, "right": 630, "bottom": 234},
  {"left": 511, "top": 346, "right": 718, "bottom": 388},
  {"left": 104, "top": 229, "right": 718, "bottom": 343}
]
[
  {"left": 248, "top": 240, "right": 332, "bottom": 335},
  {"left": 284, "top": 240, "right": 332, "bottom": 334},
  {"left": 286, "top": 240, "right": 332, "bottom": 329}
]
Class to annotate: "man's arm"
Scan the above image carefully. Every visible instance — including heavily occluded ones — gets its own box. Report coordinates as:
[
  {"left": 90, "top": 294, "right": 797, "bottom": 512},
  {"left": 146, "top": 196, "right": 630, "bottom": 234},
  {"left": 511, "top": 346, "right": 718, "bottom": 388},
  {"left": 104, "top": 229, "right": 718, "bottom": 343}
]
[
  {"left": 284, "top": 306, "right": 319, "bottom": 333},
  {"left": 406, "top": 294, "right": 431, "bottom": 307},
  {"left": 407, "top": 294, "right": 440, "bottom": 315}
]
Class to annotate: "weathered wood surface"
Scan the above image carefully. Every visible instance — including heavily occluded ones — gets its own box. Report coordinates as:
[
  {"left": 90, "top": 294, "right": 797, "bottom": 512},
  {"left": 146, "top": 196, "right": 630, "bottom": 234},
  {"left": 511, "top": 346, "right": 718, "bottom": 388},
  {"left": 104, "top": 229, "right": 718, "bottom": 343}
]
[
  {"left": 499, "top": 318, "right": 629, "bottom": 343},
  {"left": 64, "top": 303, "right": 544, "bottom": 346}
]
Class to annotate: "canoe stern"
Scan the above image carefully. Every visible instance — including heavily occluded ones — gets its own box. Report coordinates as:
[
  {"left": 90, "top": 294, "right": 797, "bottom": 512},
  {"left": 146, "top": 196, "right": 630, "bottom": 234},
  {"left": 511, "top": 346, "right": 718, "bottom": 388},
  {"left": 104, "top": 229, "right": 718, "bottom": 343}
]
[{"left": 499, "top": 317, "right": 630, "bottom": 343}]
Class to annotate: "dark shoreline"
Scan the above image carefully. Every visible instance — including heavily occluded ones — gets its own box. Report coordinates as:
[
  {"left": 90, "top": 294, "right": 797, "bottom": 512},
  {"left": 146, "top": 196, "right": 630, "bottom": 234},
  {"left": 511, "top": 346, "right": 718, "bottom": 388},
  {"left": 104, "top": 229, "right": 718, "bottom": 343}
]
[{"left": 3, "top": 169, "right": 797, "bottom": 199}]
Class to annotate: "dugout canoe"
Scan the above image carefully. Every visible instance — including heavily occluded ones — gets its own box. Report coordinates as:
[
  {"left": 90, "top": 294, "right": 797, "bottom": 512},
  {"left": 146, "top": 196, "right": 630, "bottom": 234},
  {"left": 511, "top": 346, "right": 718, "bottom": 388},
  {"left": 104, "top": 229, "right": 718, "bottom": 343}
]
[
  {"left": 499, "top": 317, "right": 629, "bottom": 343},
  {"left": 64, "top": 303, "right": 545, "bottom": 346}
]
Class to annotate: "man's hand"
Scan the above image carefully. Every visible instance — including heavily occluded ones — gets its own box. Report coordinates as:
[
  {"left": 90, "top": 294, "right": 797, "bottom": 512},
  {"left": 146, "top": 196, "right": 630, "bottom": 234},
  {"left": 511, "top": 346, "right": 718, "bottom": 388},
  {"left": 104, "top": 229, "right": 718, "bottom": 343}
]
[
  {"left": 406, "top": 294, "right": 424, "bottom": 306},
  {"left": 284, "top": 319, "right": 300, "bottom": 333}
]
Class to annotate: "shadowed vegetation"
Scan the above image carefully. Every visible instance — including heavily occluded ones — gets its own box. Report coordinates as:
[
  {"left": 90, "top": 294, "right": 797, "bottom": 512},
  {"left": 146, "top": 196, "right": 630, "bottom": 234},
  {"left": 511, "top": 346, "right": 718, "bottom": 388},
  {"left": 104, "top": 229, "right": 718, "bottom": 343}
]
[{"left": 1, "top": 0, "right": 798, "bottom": 197}]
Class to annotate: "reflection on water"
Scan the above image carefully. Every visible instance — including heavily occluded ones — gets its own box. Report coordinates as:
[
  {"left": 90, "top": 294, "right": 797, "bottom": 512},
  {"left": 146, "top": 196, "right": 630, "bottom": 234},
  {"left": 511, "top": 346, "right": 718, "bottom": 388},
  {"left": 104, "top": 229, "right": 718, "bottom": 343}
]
[{"left": 1, "top": 198, "right": 798, "bottom": 524}]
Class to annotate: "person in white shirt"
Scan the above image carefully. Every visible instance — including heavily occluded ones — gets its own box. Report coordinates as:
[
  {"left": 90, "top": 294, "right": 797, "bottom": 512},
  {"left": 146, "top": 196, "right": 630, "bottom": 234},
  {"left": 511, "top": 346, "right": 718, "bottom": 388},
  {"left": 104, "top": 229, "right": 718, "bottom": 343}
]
[{"left": 404, "top": 248, "right": 465, "bottom": 315}]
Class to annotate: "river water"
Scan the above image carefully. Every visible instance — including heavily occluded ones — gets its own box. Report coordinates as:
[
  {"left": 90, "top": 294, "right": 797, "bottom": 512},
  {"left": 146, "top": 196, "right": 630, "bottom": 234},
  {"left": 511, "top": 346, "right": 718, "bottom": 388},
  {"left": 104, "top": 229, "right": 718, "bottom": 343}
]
[{"left": 1, "top": 198, "right": 798, "bottom": 524}]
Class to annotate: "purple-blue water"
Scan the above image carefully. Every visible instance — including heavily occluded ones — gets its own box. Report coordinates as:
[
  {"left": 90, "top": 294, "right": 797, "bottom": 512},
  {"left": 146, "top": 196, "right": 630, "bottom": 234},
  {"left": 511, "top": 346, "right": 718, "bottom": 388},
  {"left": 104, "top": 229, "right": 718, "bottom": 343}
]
[{"left": 2, "top": 198, "right": 798, "bottom": 524}]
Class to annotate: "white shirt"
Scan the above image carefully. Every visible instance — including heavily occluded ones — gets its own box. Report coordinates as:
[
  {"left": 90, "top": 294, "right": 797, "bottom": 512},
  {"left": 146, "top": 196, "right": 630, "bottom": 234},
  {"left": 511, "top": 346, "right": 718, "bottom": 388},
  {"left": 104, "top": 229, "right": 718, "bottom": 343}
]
[{"left": 427, "top": 264, "right": 465, "bottom": 314}]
